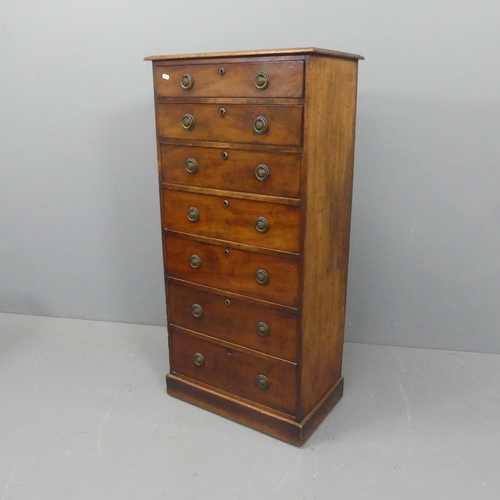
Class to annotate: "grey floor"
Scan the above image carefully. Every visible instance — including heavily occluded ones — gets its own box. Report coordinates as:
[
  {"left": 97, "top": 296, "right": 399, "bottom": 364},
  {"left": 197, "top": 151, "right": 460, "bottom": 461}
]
[{"left": 1, "top": 313, "right": 499, "bottom": 500}]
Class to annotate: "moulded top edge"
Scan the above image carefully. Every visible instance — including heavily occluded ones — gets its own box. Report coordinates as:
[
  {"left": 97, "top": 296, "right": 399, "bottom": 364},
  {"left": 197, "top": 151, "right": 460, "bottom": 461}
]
[{"left": 144, "top": 47, "right": 364, "bottom": 62}]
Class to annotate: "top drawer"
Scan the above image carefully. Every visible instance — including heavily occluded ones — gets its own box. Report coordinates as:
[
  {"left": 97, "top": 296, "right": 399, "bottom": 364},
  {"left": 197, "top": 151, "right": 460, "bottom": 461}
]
[{"left": 153, "top": 61, "right": 304, "bottom": 98}]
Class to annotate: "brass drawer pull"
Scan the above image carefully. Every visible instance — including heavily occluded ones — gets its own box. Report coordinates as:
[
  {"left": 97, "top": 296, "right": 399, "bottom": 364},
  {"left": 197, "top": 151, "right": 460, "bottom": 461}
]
[
  {"left": 218, "top": 67, "right": 226, "bottom": 76},
  {"left": 189, "top": 254, "right": 202, "bottom": 269},
  {"left": 181, "top": 113, "right": 195, "bottom": 130},
  {"left": 180, "top": 72, "right": 194, "bottom": 90},
  {"left": 253, "top": 115, "right": 268, "bottom": 134},
  {"left": 254, "top": 71, "right": 270, "bottom": 90},
  {"left": 221, "top": 151, "right": 229, "bottom": 160},
  {"left": 256, "top": 374, "right": 269, "bottom": 390},
  {"left": 185, "top": 157, "right": 198, "bottom": 174},
  {"left": 187, "top": 206, "right": 200, "bottom": 222},
  {"left": 254, "top": 164, "right": 270, "bottom": 182},
  {"left": 255, "top": 268, "right": 269, "bottom": 285},
  {"left": 219, "top": 107, "right": 226, "bottom": 116},
  {"left": 254, "top": 216, "right": 269, "bottom": 234},
  {"left": 193, "top": 352, "right": 205, "bottom": 366},
  {"left": 191, "top": 304, "right": 203, "bottom": 318},
  {"left": 256, "top": 322, "right": 270, "bottom": 337}
]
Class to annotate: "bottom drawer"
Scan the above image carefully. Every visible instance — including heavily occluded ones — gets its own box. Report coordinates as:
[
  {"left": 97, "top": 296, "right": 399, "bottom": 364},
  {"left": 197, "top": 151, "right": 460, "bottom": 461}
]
[{"left": 170, "top": 329, "right": 296, "bottom": 415}]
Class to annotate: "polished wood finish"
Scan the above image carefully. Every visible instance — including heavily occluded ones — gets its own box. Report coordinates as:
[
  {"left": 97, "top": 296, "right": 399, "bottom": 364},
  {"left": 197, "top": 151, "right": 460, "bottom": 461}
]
[
  {"left": 166, "top": 374, "right": 344, "bottom": 446},
  {"left": 147, "top": 47, "right": 361, "bottom": 445},
  {"left": 170, "top": 329, "right": 296, "bottom": 414},
  {"left": 298, "top": 56, "right": 359, "bottom": 418},
  {"left": 145, "top": 47, "right": 364, "bottom": 61},
  {"left": 165, "top": 234, "right": 300, "bottom": 307},
  {"left": 168, "top": 282, "right": 298, "bottom": 360},
  {"left": 160, "top": 144, "right": 301, "bottom": 198},
  {"left": 162, "top": 189, "right": 300, "bottom": 252},
  {"left": 153, "top": 61, "right": 304, "bottom": 98},
  {"left": 156, "top": 103, "right": 303, "bottom": 146}
]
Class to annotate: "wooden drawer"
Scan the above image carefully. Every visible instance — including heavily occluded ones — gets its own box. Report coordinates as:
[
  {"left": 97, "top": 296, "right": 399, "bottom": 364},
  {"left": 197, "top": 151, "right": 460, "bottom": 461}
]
[
  {"left": 170, "top": 329, "right": 297, "bottom": 414},
  {"left": 165, "top": 235, "right": 299, "bottom": 308},
  {"left": 156, "top": 103, "right": 303, "bottom": 146},
  {"left": 160, "top": 144, "right": 301, "bottom": 199},
  {"left": 168, "top": 283, "right": 298, "bottom": 361},
  {"left": 162, "top": 189, "right": 300, "bottom": 252},
  {"left": 153, "top": 61, "right": 304, "bottom": 98}
]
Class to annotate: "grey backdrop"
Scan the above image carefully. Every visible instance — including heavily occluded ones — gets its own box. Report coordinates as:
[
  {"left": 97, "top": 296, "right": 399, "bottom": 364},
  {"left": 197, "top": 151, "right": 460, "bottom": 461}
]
[{"left": 1, "top": 1, "right": 499, "bottom": 353}]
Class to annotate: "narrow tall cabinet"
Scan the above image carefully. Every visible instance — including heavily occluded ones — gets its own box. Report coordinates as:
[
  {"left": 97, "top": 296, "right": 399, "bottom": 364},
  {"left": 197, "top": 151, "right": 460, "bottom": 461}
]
[{"left": 145, "top": 47, "right": 363, "bottom": 445}]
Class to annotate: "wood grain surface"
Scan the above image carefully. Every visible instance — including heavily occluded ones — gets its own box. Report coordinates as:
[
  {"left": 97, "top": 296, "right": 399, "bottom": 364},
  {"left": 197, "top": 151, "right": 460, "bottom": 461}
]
[
  {"left": 165, "top": 234, "right": 300, "bottom": 307},
  {"left": 156, "top": 103, "right": 303, "bottom": 146},
  {"left": 153, "top": 60, "right": 304, "bottom": 98},
  {"left": 298, "top": 56, "right": 359, "bottom": 417},
  {"left": 170, "top": 329, "right": 297, "bottom": 414},
  {"left": 160, "top": 144, "right": 302, "bottom": 198},
  {"left": 145, "top": 47, "right": 364, "bottom": 61},
  {"left": 168, "top": 282, "right": 298, "bottom": 360},
  {"left": 162, "top": 189, "right": 301, "bottom": 252}
]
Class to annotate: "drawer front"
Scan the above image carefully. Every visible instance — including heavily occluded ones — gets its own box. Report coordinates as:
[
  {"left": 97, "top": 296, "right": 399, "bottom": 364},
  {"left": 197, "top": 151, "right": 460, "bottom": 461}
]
[
  {"left": 156, "top": 103, "right": 303, "bottom": 146},
  {"left": 168, "top": 283, "right": 298, "bottom": 361},
  {"left": 160, "top": 144, "right": 301, "bottom": 198},
  {"left": 153, "top": 61, "right": 304, "bottom": 98},
  {"left": 162, "top": 190, "right": 300, "bottom": 252},
  {"left": 165, "top": 235, "right": 299, "bottom": 307},
  {"left": 170, "top": 329, "right": 297, "bottom": 414}
]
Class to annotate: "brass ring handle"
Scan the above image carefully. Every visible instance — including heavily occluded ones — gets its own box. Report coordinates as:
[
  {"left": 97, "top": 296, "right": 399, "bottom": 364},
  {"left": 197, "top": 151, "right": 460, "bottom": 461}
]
[
  {"left": 187, "top": 206, "right": 200, "bottom": 222},
  {"left": 254, "top": 71, "right": 270, "bottom": 90},
  {"left": 255, "top": 268, "right": 269, "bottom": 285},
  {"left": 185, "top": 158, "right": 198, "bottom": 174},
  {"left": 256, "top": 374, "right": 270, "bottom": 390},
  {"left": 189, "top": 254, "right": 202, "bottom": 269},
  {"left": 254, "top": 216, "right": 269, "bottom": 234},
  {"left": 253, "top": 116, "right": 268, "bottom": 134},
  {"left": 180, "top": 72, "right": 194, "bottom": 90},
  {"left": 192, "top": 304, "right": 203, "bottom": 318},
  {"left": 254, "top": 164, "right": 270, "bottom": 182},
  {"left": 256, "top": 322, "right": 270, "bottom": 337},
  {"left": 181, "top": 113, "right": 195, "bottom": 130},
  {"left": 194, "top": 352, "right": 205, "bottom": 366}
]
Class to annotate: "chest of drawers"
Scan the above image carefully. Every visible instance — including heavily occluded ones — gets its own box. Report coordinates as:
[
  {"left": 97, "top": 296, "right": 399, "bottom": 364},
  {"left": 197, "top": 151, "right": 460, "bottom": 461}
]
[{"left": 145, "top": 47, "right": 363, "bottom": 445}]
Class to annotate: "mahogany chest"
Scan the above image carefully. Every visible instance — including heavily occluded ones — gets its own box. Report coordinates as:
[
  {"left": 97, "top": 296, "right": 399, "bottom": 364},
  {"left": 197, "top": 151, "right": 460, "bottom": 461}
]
[{"left": 145, "top": 47, "right": 363, "bottom": 445}]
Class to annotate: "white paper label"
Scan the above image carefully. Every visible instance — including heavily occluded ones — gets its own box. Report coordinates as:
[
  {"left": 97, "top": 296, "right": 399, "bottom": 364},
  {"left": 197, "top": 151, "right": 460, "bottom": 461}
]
[{"left": 162, "top": 74, "right": 170, "bottom": 80}]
